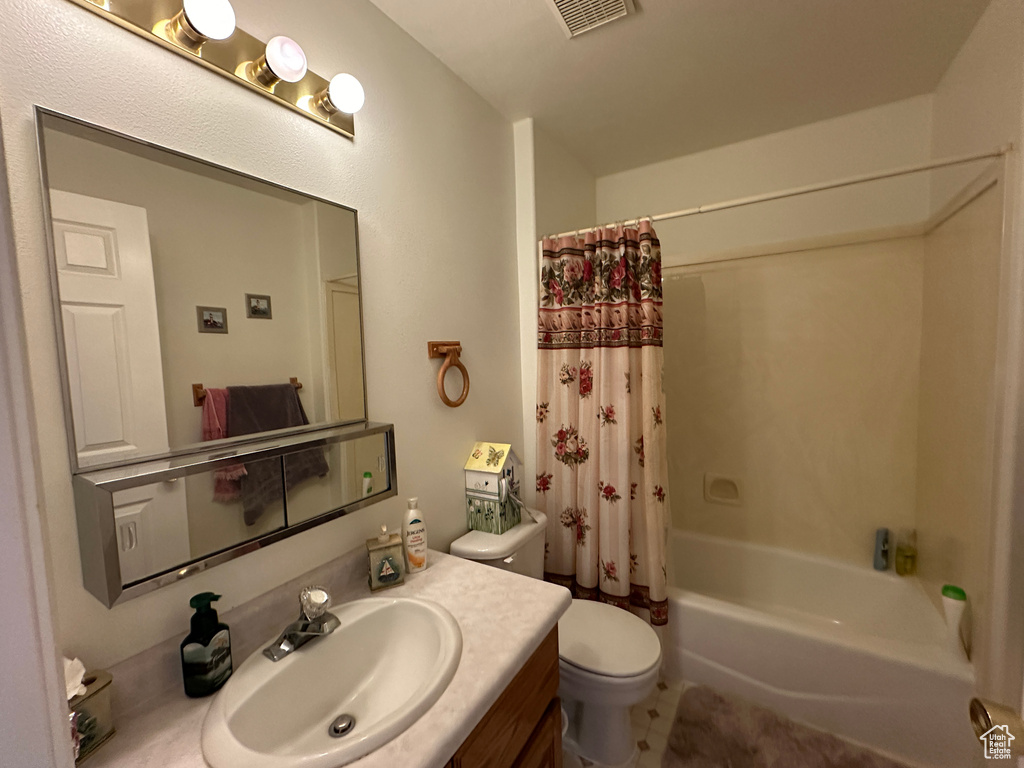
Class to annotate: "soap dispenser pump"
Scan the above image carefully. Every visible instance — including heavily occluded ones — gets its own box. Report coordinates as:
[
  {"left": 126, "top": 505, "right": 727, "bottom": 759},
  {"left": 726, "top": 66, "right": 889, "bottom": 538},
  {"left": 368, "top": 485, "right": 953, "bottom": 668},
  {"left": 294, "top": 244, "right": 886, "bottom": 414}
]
[{"left": 180, "top": 592, "right": 232, "bottom": 697}]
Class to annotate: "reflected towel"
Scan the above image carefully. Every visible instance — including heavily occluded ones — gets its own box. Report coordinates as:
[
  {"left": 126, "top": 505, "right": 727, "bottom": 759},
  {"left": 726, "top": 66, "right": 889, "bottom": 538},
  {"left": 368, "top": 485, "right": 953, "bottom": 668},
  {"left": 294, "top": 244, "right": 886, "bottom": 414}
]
[
  {"left": 227, "top": 384, "right": 329, "bottom": 525},
  {"left": 201, "top": 387, "right": 246, "bottom": 502}
]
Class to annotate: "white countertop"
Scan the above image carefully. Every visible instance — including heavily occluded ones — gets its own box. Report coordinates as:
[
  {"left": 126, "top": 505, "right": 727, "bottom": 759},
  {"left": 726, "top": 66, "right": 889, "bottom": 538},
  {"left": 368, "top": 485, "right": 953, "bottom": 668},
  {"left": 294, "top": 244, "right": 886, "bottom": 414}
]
[{"left": 87, "top": 551, "right": 571, "bottom": 768}]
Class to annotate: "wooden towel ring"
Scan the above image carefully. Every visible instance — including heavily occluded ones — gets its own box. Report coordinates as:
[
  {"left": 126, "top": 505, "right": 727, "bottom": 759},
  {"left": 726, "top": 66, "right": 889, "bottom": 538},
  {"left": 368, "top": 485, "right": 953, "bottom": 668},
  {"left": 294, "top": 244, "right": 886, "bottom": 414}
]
[{"left": 428, "top": 341, "right": 470, "bottom": 408}]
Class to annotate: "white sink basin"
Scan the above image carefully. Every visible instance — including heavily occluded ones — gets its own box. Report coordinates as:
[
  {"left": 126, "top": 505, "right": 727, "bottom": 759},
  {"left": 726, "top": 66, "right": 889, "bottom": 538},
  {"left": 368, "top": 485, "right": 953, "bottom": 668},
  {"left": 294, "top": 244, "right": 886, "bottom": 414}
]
[{"left": 202, "top": 597, "right": 462, "bottom": 768}]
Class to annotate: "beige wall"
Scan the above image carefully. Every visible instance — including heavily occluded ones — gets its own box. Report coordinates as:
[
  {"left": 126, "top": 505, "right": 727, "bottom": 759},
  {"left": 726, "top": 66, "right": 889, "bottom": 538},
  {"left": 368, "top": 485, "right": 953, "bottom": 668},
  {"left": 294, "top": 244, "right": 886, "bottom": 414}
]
[
  {"left": 0, "top": 135, "right": 70, "bottom": 764},
  {"left": 533, "top": 124, "right": 597, "bottom": 239},
  {"left": 930, "top": 0, "right": 1023, "bottom": 208},
  {"left": 597, "top": 95, "right": 934, "bottom": 266},
  {"left": 926, "top": 0, "right": 1024, "bottom": 701},
  {"left": 663, "top": 237, "right": 923, "bottom": 563},
  {"left": 0, "top": 0, "right": 521, "bottom": 671},
  {"left": 515, "top": 119, "right": 598, "bottom": 506},
  {"left": 915, "top": 184, "right": 1003, "bottom": 672}
]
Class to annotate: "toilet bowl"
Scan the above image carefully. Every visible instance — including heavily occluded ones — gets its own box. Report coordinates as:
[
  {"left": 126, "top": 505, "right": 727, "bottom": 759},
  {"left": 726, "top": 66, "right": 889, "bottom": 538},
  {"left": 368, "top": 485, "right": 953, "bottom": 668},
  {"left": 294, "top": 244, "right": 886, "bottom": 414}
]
[
  {"left": 559, "top": 599, "right": 661, "bottom": 767},
  {"left": 450, "top": 510, "right": 662, "bottom": 767}
]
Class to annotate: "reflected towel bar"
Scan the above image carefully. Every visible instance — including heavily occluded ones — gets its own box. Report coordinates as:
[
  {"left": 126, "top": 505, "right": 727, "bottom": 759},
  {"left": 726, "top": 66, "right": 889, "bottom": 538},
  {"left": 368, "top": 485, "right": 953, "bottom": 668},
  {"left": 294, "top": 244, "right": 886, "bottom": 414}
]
[{"left": 193, "top": 378, "right": 303, "bottom": 407}]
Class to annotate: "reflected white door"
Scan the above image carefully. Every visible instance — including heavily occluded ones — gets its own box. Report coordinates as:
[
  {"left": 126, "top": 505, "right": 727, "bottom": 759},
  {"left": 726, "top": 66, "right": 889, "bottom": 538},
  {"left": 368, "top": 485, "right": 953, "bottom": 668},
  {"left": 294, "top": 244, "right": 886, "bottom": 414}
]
[
  {"left": 50, "top": 190, "right": 190, "bottom": 581},
  {"left": 51, "top": 190, "right": 170, "bottom": 467},
  {"left": 325, "top": 281, "right": 364, "bottom": 422}
]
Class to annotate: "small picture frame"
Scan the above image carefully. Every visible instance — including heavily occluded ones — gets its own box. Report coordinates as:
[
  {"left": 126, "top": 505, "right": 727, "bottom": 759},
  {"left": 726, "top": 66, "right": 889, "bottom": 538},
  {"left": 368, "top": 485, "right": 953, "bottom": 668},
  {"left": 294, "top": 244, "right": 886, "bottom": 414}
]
[
  {"left": 246, "top": 293, "right": 273, "bottom": 320},
  {"left": 196, "top": 306, "right": 228, "bottom": 334}
]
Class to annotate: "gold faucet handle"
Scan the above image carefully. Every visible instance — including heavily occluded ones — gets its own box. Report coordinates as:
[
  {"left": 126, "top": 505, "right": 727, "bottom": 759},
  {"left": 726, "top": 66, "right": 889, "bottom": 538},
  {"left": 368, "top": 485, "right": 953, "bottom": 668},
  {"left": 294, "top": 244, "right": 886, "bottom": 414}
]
[{"left": 300, "top": 586, "right": 332, "bottom": 621}]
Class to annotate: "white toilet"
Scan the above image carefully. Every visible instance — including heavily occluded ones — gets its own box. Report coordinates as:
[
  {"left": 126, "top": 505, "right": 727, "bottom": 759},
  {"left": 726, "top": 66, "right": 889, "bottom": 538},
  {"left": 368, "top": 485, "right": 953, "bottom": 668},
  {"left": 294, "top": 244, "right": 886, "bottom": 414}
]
[{"left": 450, "top": 510, "right": 662, "bottom": 768}]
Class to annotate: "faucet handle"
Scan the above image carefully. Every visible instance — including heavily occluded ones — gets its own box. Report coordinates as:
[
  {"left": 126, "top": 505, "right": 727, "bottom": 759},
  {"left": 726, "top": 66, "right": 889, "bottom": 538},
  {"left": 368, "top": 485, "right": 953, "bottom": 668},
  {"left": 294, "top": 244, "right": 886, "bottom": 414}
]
[{"left": 300, "top": 586, "right": 332, "bottom": 621}]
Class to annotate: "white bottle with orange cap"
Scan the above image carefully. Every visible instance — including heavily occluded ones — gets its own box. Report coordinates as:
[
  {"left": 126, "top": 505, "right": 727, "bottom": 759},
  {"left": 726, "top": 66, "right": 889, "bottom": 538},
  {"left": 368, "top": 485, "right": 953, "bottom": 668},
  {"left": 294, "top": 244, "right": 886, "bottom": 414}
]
[{"left": 403, "top": 497, "right": 428, "bottom": 573}]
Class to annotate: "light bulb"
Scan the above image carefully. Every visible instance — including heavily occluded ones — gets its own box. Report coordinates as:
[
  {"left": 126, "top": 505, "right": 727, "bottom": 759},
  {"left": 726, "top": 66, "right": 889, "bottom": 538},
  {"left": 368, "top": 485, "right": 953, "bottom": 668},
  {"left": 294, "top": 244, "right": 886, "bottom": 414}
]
[
  {"left": 182, "top": 0, "right": 236, "bottom": 41},
  {"left": 328, "top": 74, "right": 365, "bottom": 114},
  {"left": 264, "top": 36, "right": 308, "bottom": 83}
]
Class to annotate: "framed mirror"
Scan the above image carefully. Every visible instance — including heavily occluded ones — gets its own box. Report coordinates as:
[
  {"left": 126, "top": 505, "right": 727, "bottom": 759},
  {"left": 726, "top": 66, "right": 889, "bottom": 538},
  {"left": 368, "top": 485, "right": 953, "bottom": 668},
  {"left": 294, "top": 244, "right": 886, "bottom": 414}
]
[
  {"left": 35, "top": 108, "right": 367, "bottom": 473},
  {"left": 36, "top": 109, "right": 391, "bottom": 606}
]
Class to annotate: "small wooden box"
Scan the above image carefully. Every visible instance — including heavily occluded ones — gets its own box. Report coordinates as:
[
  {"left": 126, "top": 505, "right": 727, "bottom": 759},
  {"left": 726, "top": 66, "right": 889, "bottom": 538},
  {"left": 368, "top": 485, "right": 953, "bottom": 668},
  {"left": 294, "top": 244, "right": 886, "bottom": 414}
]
[{"left": 464, "top": 442, "right": 522, "bottom": 535}]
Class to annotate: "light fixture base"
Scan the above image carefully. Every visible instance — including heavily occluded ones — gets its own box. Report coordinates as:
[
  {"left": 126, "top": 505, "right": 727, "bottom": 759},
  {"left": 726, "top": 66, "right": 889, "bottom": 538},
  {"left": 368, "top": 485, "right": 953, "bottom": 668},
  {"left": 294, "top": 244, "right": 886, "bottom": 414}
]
[
  {"left": 247, "top": 56, "right": 282, "bottom": 89},
  {"left": 64, "top": 0, "right": 355, "bottom": 139},
  {"left": 165, "top": 10, "right": 206, "bottom": 51}
]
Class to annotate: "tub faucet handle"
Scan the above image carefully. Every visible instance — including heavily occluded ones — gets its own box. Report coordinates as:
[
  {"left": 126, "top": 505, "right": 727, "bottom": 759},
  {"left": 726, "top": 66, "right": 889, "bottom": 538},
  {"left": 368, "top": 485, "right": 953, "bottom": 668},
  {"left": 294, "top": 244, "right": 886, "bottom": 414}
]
[{"left": 873, "top": 528, "right": 890, "bottom": 571}]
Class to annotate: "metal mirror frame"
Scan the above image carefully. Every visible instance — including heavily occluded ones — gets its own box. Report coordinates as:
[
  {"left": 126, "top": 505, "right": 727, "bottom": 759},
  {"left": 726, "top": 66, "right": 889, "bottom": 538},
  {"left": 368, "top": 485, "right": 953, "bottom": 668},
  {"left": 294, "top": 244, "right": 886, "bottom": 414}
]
[
  {"left": 33, "top": 106, "right": 369, "bottom": 475},
  {"left": 74, "top": 421, "right": 398, "bottom": 607}
]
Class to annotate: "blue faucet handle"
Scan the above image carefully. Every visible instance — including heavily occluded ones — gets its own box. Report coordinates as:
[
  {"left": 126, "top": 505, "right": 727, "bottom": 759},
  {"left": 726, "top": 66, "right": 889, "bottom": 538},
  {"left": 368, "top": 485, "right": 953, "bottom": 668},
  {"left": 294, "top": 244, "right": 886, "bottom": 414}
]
[{"left": 873, "top": 528, "right": 890, "bottom": 571}]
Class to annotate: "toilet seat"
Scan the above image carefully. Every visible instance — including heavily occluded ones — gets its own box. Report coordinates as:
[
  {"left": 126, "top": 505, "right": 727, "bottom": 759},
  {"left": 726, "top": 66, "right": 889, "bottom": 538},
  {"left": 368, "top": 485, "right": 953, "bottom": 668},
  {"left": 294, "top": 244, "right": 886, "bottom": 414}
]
[{"left": 558, "top": 599, "right": 661, "bottom": 678}]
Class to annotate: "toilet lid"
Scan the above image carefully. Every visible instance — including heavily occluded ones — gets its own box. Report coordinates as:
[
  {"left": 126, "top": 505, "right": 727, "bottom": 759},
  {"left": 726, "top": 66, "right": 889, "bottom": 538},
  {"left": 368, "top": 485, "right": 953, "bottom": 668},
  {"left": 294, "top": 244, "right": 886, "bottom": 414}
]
[{"left": 558, "top": 599, "right": 661, "bottom": 678}]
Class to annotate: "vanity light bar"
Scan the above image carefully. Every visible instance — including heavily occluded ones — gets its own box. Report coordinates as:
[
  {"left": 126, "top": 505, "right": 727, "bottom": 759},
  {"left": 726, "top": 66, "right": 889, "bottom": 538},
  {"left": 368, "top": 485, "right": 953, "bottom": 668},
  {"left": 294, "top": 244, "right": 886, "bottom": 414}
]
[{"left": 68, "top": 0, "right": 357, "bottom": 139}]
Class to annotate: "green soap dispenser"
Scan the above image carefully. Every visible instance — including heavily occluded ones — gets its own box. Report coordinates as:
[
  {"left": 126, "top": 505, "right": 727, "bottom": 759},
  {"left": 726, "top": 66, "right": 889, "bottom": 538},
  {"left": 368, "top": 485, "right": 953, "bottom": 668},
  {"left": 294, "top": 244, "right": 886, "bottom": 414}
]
[{"left": 180, "top": 592, "right": 233, "bottom": 698}]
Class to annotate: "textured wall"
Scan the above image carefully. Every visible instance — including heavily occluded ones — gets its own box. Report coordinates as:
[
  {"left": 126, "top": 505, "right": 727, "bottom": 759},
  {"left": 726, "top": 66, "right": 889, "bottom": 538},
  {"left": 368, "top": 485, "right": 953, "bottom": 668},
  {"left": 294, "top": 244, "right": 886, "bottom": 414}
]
[
  {"left": 662, "top": 237, "right": 923, "bottom": 564},
  {"left": 926, "top": 0, "right": 1024, "bottom": 700},
  {"left": 0, "top": 0, "right": 521, "bottom": 668},
  {"left": 515, "top": 119, "right": 598, "bottom": 507},
  {"left": 596, "top": 96, "right": 934, "bottom": 266},
  {"left": 916, "top": 186, "right": 1003, "bottom": 684}
]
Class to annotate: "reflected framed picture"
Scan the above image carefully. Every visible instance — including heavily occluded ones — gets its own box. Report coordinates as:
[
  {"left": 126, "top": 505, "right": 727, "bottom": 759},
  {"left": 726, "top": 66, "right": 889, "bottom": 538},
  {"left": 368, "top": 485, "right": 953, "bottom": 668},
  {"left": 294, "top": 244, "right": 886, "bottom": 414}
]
[
  {"left": 246, "top": 293, "right": 273, "bottom": 320},
  {"left": 197, "top": 306, "right": 228, "bottom": 334}
]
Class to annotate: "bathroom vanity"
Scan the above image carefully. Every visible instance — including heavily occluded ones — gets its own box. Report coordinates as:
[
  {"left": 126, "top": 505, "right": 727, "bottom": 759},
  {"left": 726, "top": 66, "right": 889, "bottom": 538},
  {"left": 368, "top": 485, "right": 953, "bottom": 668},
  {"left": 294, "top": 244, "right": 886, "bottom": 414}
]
[
  {"left": 448, "top": 627, "right": 561, "bottom": 767},
  {"left": 86, "top": 550, "right": 571, "bottom": 768}
]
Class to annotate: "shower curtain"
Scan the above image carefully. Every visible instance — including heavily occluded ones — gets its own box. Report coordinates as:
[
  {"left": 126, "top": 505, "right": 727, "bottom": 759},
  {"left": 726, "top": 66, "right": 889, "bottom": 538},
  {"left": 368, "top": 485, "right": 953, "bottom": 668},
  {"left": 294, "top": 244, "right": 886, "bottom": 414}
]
[{"left": 536, "top": 221, "right": 669, "bottom": 625}]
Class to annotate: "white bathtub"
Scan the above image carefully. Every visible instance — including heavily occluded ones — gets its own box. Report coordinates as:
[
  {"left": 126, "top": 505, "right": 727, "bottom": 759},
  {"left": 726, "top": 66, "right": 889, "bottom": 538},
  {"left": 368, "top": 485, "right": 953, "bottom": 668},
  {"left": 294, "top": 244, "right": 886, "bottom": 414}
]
[{"left": 664, "top": 531, "right": 981, "bottom": 768}]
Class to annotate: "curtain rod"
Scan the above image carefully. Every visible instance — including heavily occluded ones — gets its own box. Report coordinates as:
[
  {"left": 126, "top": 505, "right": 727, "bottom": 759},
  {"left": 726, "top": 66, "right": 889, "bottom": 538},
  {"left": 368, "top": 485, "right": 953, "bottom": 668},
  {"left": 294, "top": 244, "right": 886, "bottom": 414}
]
[{"left": 545, "top": 144, "right": 1014, "bottom": 240}]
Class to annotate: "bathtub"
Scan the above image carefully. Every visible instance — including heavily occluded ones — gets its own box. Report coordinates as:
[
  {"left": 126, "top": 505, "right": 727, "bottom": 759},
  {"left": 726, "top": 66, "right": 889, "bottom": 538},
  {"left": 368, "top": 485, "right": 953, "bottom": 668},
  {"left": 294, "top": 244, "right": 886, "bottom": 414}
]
[{"left": 663, "top": 531, "right": 980, "bottom": 768}]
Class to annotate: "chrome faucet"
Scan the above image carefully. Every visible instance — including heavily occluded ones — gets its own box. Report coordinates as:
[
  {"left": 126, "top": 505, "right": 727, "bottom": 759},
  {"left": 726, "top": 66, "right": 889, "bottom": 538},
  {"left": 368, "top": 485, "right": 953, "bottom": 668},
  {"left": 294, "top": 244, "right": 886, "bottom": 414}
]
[{"left": 263, "top": 586, "right": 340, "bottom": 662}]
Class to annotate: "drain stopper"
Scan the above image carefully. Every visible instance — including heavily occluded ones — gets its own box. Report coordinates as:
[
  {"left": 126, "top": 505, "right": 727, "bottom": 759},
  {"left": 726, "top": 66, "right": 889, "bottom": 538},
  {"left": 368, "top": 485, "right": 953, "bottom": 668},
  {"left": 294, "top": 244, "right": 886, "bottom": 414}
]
[{"left": 329, "top": 714, "right": 356, "bottom": 738}]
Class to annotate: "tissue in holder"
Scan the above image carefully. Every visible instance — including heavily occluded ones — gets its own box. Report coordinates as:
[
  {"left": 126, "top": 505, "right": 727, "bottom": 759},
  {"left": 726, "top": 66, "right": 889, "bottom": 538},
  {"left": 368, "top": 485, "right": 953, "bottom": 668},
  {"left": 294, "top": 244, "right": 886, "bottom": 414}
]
[
  {"left": 68, "top": 669, "right": 115, "bottom": 763},
  {"left": 63, "top": 657, "right": 87, "bottom": 700}
]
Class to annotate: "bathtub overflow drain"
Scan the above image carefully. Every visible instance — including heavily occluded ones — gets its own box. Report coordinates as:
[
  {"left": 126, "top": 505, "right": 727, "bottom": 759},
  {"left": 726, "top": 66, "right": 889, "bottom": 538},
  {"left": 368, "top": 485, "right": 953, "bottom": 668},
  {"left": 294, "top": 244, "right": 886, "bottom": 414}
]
[{"left": 329, "top": 714, "right": 356, "bottom": 738}]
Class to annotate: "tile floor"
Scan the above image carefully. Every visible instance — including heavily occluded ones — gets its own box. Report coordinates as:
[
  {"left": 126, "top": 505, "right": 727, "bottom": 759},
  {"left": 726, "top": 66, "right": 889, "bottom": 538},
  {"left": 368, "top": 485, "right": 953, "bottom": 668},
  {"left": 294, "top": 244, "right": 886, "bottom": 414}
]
[{"left": 563, "top": 678, "right": 686, "bottom": 768}]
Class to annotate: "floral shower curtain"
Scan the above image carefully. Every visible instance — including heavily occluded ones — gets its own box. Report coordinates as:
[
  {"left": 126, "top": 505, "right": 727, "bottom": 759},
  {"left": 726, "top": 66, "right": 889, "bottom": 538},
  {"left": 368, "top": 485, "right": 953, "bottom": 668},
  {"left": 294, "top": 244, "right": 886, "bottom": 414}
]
[{"left": 536, "top": 221, "right": 669, "bottom": 625}]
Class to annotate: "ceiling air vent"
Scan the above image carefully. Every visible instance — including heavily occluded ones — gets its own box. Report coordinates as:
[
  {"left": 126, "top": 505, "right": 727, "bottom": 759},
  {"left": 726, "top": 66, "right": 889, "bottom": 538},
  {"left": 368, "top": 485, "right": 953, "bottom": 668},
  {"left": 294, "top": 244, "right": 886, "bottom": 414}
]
[{"left": 546, "top": 0, "right": 636, "bottom": 38}]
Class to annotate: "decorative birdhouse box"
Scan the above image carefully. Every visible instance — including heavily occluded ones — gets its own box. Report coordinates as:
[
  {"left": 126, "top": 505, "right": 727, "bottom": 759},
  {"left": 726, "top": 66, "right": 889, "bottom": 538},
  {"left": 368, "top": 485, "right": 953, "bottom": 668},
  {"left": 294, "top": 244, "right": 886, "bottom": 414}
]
[{"left": 464, "top": 442, "right": 522, "bottom": 534}]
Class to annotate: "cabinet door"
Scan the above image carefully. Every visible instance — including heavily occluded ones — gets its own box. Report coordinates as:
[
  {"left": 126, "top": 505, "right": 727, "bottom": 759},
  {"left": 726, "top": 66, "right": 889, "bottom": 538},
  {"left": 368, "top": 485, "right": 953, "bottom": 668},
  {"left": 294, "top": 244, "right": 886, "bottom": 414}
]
[
  {"left": 449, "top": 628, "right": 559, "bottom": 768},
  {"left": 513, "top": 699, "right": 562, "bottom": 768}
]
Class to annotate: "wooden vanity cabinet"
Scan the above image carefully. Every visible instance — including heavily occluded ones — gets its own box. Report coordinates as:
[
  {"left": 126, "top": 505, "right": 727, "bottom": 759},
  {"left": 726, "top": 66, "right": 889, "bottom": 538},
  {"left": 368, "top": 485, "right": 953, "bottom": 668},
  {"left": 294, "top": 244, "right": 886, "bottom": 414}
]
[{"left": 448, "top": 627, "right": 562, "bottom": 768}]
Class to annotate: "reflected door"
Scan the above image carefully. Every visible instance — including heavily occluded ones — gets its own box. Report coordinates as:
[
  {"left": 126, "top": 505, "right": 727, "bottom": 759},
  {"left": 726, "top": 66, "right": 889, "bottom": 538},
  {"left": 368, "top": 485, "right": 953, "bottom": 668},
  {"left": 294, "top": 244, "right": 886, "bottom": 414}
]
[
  {"left": 50, "top": 191, "right": 190, "bottom": 581},
  {"left": 51, "top": 190, "right": 170, "bottom": 466},
  {"left": 326, "top": 281, "right": 364, "bottom": 421}
]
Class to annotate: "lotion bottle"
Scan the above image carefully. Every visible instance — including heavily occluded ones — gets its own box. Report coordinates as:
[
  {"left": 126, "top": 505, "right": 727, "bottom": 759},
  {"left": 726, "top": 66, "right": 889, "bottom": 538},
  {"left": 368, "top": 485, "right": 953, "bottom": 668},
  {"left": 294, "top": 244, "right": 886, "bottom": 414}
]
[{"left": 403, "top": 497, "right": 428, "bottom": 573}]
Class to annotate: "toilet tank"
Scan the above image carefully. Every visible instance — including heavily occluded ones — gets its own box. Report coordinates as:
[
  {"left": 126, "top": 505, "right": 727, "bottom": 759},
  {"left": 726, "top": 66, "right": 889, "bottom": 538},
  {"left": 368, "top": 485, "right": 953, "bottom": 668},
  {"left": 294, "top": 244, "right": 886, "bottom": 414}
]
[{"left": 449, "top": 509, "right": 547, "bottom": 579}]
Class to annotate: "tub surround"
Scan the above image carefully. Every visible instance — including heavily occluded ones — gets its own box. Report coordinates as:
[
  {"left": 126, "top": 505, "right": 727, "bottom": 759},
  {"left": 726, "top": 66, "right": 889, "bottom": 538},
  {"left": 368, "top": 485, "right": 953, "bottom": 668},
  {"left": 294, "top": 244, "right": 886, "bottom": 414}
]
[{"left": 85, "top": 549, "right": 571, "bottom": 768}]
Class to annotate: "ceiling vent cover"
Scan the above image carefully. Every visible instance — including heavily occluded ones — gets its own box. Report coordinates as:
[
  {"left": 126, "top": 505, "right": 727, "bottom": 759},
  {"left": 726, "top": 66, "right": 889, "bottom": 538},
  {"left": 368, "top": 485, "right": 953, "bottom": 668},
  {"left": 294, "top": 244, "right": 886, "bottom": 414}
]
[{"left": 547, "top": 0, "right": 636, "bottom": 38}]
